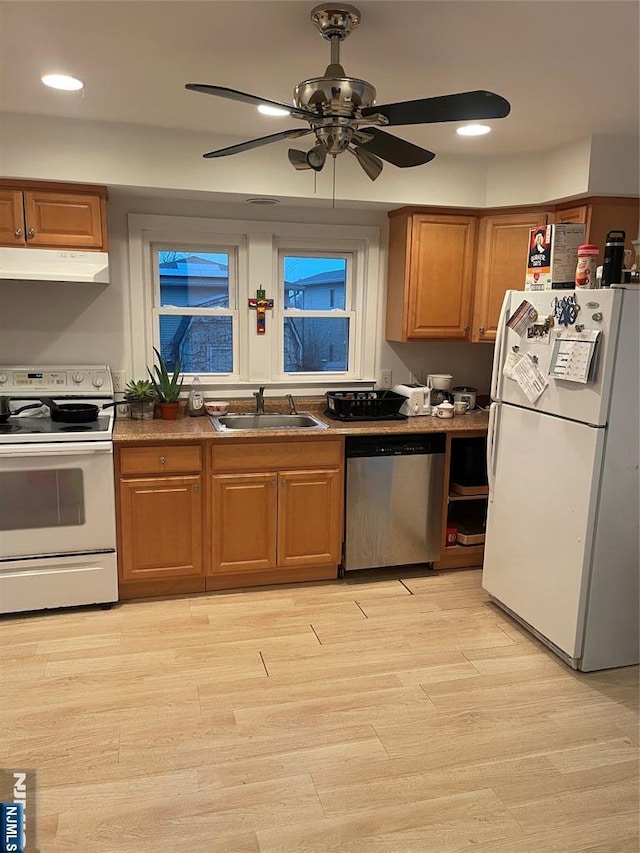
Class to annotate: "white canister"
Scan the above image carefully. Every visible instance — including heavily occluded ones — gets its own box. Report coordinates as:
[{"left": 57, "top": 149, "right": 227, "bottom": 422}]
[
  {"left": 436, "top": 401, "right": 454, "bottom": 419},
  {"left": 575, "top": 244, "right": 599, "bottom": 289},
  {"left": 427, "top": 374, "right": 452, "bottom": 391}
]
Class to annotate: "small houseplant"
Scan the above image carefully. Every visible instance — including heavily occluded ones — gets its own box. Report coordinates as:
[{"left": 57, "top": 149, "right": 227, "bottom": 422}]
[
  {"left": 148, "top": 347, "right": 184, "bottom": 420},
  {"left": 123, "top": 379, "right": 156, "bottom": 420}
]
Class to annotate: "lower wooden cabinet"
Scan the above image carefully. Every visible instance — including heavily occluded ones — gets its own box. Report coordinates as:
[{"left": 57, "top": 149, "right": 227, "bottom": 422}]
[
  {"left": 116, "top": 443, "right": 205, "bottom": 597},
  {"left": 209, "top": 438, "right": 344, "bottom": 589},
  {"left": 277, "top": 469, "right": 342, "bottom": 568},
  {"left": 115, "top": 437, "right": 344, "bottom": 595},
  {"left": 119, "top": 474, "right": 203, "bottom": 582},
  {"left": 211, "top": 473, "right": 277, "bottom": 573}
]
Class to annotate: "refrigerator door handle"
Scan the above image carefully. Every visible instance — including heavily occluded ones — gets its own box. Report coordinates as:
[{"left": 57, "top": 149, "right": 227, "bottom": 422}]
[
  {"left": 487, "top": 402, "right": 498, "bottom": 502},
  {"left": 491, "top": 291, "right": 510, "bottom": 401}
]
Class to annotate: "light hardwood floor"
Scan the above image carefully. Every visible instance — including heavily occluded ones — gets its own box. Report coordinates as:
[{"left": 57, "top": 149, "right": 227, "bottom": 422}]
[{"left": 1, "top": 568, "right": 638, "bottom": 852}]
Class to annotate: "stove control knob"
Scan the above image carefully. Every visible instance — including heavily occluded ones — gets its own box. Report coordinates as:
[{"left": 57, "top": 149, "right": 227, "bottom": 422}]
[
  {"left": 0, "top": 373, "right": 7, "bottom": 385},
  {"left": 93, "top": 376, "right": 104, "bottom": 388},
  {"left": 72, "top": 372, "right": 84, "bottom": 383}
]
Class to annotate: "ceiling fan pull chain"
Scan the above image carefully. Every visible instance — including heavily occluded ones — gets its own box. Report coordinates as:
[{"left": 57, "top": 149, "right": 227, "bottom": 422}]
[{"left": 332, "top": 156, "right": 336, "bottom": 210}]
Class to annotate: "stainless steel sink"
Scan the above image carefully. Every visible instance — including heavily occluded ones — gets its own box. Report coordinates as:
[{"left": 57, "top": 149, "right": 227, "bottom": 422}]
[{"left": 210, "top": 412, "right": 328, "bottom": 432}]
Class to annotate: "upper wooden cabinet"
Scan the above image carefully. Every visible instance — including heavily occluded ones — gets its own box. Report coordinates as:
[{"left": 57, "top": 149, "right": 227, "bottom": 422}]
[
  {"left": 386, "top": 210, "right": 477, "bottom": 341},
  {"left": 0, "top": 179, "right": 108, "bottom": 251},
  {"left": 555, "top": 197, "right": 639, "bottom": 266},
  {"left": 472, "top": 210, "right": 550, "bottom": 343},
  {"left": 386, "top": 196, "right": 638, "bottom": 345}
]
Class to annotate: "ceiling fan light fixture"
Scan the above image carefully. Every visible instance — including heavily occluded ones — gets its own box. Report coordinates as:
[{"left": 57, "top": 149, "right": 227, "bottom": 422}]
[
  {"left": 41, "top": 73, "right": 84, "bottom": 91},
  {"left": 456, "top": 124, "right": 491, "bottom": 137},
  {"left": 257, "top": 104, "right": 290, "bottom": 117}
]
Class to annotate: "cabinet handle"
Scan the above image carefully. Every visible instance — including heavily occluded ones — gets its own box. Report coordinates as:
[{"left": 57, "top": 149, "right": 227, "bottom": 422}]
[
  {"left": 27, "top": 228, "right": 35, "bottom": 238},
  {"left": 464, "top": 326, "right": 470, "bottom": 335},
  {"left": 159, "top": 456, "right": 166, "bottom": 464},
  {"left": 479, "top": 327, "right": 486, "bottom": 336},
  {"left": 193, "top": 483, "right": 200, "bottom": 492},
  {"left": 271, "top": 479, "right": 277, "bottom": 488},
  {"left": 14, "top": 228, "right": 22, "bottom": 238}
]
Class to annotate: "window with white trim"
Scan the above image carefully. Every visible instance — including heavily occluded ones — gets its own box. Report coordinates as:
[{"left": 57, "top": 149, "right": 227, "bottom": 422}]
[
  {"left": 127, "top": 214, "right": 380, "bottom": 391},
  {"left": 152, "top": 247, "right": 238, "bottom": 376}
]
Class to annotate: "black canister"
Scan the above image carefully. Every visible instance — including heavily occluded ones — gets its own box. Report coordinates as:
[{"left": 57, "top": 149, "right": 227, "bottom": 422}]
[{"left": 601, "top": 230, "right": 626, "bottom": 287}]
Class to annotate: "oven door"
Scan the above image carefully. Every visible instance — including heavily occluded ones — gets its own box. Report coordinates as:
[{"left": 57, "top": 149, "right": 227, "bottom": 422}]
[{"left": 0, "top": 441, "right": 115, "bottom": 560}]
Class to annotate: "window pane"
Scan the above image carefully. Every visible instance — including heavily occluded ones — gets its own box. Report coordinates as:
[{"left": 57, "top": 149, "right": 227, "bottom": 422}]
[
  {"left": 158, "top": 252, "right": 230, "bottom": 308},
  {"left": 284, "top": 317, "right": 349, "bottom": 372},
  {"left": 283, "top": 256, "right": 346, "bottom": 310},
  {"left": 159, "top": 315, "right": 232, "bottom": 373}
]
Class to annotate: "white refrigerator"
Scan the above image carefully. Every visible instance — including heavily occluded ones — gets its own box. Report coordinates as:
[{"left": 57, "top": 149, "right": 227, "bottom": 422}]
[{"left": 482, "top": 284, "right": 639, "bottom": 671}]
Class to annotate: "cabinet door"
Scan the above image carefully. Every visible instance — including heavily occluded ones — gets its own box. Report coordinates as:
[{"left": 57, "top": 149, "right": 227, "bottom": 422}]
[
  {"left": 0, "top": 190, "right": 26, "bottom": 246},
  {"left": 119, "top": 475, "right": 203, "bottom": 581},
  {"left": 277, "top": 469, "right": 342, "bottom": 568},
  {"left": 23, "top": 191, "right": 105, "bottom": 249},
  {"left": 407, "top": 214, "right": 477, "bottom": 340},
  {"left": 211, "top": 473, "right": 277, "bottom": 573},
  {"left": 554, "top": 205, "right": 590, "bottom": 225},
  {"left": 472, "top": 211, "right": 549, "bottom": 343}
]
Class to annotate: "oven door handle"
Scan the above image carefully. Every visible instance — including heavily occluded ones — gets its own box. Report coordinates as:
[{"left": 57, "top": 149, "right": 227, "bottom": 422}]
[{"left": 0, "top": 441, "right": 113, "bottom": 458}]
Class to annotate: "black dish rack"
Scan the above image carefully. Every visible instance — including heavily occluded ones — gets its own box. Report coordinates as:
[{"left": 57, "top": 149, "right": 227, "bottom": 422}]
[{"left": 324, "top": 390, "right": 407, "bottom": 421}]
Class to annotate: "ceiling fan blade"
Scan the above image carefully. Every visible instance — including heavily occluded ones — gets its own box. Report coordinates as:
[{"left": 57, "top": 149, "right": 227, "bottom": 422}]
[
  {"left": 203, "top": 128, "right": 312, "bottom": 159},
  {"left": 361, "top": 90, "right": 511, "bottom": 126},
  {"left": 186, "top": 84, "right": 318, "bottom": 121},
  {"left": 348, "top": 146, "right": 383, "bottom": 181},
  {"left": 353, "top": 128, "right": 435, "bottom": 168}
]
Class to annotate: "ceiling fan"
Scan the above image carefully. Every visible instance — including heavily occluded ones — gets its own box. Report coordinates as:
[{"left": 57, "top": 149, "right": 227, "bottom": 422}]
[{"left": 186, "top": 4, "right": 511, "bottom": 181}]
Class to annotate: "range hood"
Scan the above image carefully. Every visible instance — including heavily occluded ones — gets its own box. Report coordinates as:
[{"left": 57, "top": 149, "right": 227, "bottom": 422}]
[{"left": 0, "top": 247, "right": 110, "bottom": 283}]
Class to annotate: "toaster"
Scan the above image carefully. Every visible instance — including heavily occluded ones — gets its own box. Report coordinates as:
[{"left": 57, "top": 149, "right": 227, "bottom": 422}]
[{"left": 393, "top": 384, "right": 431, "bottom": 416}]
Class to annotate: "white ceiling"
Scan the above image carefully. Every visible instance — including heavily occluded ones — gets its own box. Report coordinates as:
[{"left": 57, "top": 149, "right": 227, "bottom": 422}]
[{"left": 1, "top": 0, "right": 638, "bottom": 164}]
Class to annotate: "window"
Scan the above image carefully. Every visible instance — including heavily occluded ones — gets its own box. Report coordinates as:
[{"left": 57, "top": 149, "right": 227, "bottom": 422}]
[
  {"left": 128, "top": 214, "right": 380, "bottom": 391},
  {"left": 281, "top": 254, "right": 351, "bottom": 373},
  {"left": 153, "top": 249, "right": 237, "bottom": 374}
]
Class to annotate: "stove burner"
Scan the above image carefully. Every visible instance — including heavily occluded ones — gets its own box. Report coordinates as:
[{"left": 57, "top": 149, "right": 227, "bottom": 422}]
[{"left": 0, "top": 423, "right": 20, "bottom": 433}]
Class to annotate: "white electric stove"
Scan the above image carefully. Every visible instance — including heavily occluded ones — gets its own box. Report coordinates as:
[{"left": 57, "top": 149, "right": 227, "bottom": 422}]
[{"left": 0, "top": 365, "right": 118, "bottom": 614}]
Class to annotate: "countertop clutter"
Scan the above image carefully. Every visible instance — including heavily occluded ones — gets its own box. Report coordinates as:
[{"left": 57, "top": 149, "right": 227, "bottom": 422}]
[{"left": 113, "top": 402, "right": 489, "bottom": 442}]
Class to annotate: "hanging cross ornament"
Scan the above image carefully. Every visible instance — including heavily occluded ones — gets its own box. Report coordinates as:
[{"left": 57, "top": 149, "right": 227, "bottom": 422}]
[{"left": 248, "top": 287, "right": 274, "bottom": 335}]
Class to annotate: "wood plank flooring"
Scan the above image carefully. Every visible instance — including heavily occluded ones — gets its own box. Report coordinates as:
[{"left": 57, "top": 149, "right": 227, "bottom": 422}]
[{"left": 1, "top": 568, "right": 638, "bottom": 852}]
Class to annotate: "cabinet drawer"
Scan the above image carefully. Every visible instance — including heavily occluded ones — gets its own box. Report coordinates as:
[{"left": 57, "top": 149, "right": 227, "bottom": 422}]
[
  {"left": 120, "top": 444, "right": 202, "bottom": 476},
  {"left": 211, "top": 439, "right": 342, "bottom": 472}
]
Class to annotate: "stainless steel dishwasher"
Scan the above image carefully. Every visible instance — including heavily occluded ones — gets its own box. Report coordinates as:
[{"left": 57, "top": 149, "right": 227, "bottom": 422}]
[{"left": 343, "top": 434, "right": 445, "bottom": 572}]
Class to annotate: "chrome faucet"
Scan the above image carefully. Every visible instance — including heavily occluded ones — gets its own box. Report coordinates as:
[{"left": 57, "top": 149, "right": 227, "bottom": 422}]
[
  {"left": 253, "top": 386, "right": 265, "bottom": 414},
  {"left": 286, "top": 394, "right": 297, "bottom": 415}
]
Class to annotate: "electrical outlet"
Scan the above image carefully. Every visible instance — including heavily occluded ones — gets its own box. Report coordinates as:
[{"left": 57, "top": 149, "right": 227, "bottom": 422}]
[
  {"left": 379, "top": 369, "right": 392, "bottom": 389},
  {"left": 111, "top": 370, "right": 126, "bottom": 393}
]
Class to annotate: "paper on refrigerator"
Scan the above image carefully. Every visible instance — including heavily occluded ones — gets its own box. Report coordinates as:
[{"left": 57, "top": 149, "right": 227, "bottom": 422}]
[
  {"left": 549, "top": 329, "right": 602, "bottom": 383},
  {"left": 512, "top": 353, "right": 548, "bottom": 403}
]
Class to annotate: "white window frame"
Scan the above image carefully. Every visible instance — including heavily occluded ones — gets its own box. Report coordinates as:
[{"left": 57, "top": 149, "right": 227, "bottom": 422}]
[
  {"left": 127, "top": 213, "right": 380, "bottom": 393},
  {"left": 276, "top": 244, "right": 356, "bottom": 380},
  {"left": 151, "top": 243, "right": 240, "bottom": 379}
]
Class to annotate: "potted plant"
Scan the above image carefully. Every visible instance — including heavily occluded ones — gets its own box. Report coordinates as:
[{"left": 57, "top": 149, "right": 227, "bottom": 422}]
[
  {"left": 147, "top": 347, "right": 184, "bottom": 420},
  {"left": 123, "top": 379, "right": 156, "bottom": 420}
]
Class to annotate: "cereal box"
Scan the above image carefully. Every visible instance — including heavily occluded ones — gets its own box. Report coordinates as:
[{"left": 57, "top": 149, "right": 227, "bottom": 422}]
[{"left": 525, "top": 223, "right": 586, "bottom": 290}]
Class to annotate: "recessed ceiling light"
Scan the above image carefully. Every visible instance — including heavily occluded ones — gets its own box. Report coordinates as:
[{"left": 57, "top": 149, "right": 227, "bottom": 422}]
[
  {"left": 456, "top": 124, "right": 491, "bottom": 137},
  {"left": 41, "top": 74, "right": 84, "bottom": 91},
  {"left": 257, "top": 105, "right": 290, "bottom": 117}
]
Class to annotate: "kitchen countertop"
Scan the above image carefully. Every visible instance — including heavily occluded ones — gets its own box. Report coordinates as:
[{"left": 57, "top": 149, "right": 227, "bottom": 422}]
[{"left": 113, "top": 405, "right": 489, "bottom": 442}]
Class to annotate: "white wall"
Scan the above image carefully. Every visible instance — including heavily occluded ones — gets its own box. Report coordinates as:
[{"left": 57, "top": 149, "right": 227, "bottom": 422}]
[{"left": 0, "top": 191, "right": 494, "bottom": 393}]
